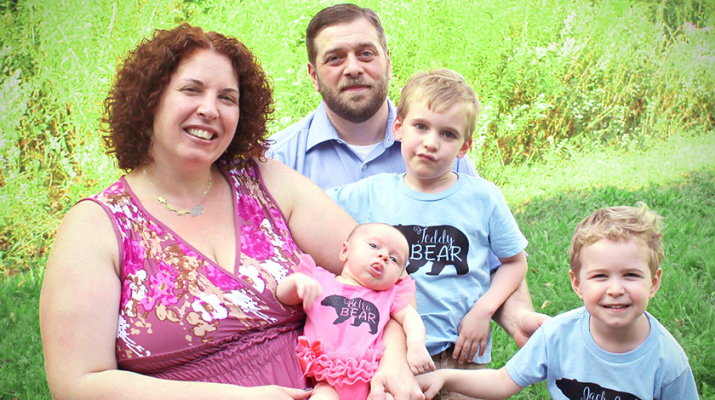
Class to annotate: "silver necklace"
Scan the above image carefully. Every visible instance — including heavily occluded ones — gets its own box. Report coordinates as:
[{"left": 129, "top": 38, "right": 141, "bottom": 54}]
[{"left": 142, "top": 168, "right": 212, "bottom": 217}]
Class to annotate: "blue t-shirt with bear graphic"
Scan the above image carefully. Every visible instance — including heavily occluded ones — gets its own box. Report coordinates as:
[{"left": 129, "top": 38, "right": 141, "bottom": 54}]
[
  {"left": 328, "top": 172, "right": 527, "bottom": 363},
  {"left": 506, "top": 307, "right": 699, "bottom": 399}
]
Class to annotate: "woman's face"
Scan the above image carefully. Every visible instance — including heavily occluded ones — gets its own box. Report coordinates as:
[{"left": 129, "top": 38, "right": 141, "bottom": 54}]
[{"left": 150, "top": 49, "right": 240, "bottom": 168}]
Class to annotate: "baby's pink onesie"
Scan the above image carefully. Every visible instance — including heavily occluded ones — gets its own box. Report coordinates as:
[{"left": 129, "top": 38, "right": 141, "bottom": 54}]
[{"left": 295, "top": 255, "right": 415, "bottom": 399}]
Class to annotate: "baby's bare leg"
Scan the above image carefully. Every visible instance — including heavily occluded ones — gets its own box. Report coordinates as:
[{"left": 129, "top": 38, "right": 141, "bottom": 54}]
[{"left": 310, "top": 381, "right": 340, "bottom": 400}]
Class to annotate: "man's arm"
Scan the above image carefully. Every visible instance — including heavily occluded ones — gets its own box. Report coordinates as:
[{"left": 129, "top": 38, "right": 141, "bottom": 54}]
[{"left": 491, "top": 278, "right": 550, "bottom": 348}]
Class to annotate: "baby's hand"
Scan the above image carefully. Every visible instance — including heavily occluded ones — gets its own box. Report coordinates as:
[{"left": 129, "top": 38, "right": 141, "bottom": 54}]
[
  {"left": 415, "top": 370, "right": 445, "bottom": 400},
  {"left": 293, "top": 274, "right": 322, "bottom": 309},
  {"left": 453, "top": 307, "right": 491, "bottom": 364},
  {"left": 407, "top": 344, "right": 435, "bottom": 375}
]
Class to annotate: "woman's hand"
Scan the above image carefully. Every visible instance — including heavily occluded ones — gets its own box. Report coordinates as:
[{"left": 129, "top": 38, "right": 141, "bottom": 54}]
[
  {"left": 370, "top": 365, "right": 425, "bottom": 400},
  {"left": 369, "top": 319, "right": 425, "bottom": 400}
]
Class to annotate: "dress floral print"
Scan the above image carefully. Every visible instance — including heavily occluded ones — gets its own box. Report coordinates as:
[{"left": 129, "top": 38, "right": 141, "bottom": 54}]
[{"left": 83, "top": 160, "right": 305, "bottom": 374}]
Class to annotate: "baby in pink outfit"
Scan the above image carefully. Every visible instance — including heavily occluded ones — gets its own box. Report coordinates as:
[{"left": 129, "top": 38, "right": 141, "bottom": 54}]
[{"left": 277, "top": 222, "right": 434, "bottom": 399}]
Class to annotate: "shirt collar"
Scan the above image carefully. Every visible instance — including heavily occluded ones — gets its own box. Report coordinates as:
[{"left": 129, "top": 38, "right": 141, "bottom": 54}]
[{"left": 306, "top": 100, "right": 398, "bottom": 151}]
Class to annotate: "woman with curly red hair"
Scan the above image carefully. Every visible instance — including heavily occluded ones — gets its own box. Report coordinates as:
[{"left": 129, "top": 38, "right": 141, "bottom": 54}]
[{"left": 39, "top": 24, "right": 417, "bottom": 399}]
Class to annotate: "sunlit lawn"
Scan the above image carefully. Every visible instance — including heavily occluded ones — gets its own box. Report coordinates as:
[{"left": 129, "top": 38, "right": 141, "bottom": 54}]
[
  {"left": 2, "top": 132, "right": 713, "bottom": 399},
  {"left": 1, "top": 0, "right": 713, "bottom": 398}
]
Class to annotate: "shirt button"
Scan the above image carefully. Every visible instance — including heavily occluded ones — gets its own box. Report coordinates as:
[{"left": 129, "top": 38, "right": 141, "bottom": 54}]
[{"left": 362, "top": 165, "right": 368, "bottom": 170}]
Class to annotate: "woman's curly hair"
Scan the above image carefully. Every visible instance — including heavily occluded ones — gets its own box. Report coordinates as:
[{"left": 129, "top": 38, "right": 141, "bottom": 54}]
[{"left": 102, "top": 23, "right": 274, "bottom": 171}]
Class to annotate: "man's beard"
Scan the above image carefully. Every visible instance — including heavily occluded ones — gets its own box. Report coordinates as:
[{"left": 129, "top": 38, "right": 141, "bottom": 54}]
[{"left": 317, "top": 73, "right": 389, "bottom": 124}]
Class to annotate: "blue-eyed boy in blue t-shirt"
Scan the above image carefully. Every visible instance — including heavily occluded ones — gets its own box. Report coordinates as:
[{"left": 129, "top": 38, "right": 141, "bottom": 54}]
[
  {"left": 328, "top": 69, "right": 529, "bottom": 396},
  {"left": 416, "top": 203, "right": 699, "bottom": 399}
]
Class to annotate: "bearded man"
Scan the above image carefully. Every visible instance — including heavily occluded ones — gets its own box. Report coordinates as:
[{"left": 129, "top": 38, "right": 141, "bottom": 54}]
[
  {"left": 267, "top": 4, "right": 478, "bottom": 190},
  {"left": 267, "top": 4, "right": 547, "bottom": 400}
]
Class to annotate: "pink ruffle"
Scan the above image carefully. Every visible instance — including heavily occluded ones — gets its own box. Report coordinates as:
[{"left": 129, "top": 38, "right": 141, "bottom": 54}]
[{"left": 297, "top": 336, "right": 385, "bottom": 386}]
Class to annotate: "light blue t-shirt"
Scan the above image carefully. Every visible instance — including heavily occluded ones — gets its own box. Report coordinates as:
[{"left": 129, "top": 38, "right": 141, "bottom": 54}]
[
  {"left": 328, "top": 173, "right": 528, "bottom": 363},
  {"left": 266, "top": 100, "right": 478, "bottom": 191},
  {"left": 506, "top": 307, "right": 699, "bottom": 400}
]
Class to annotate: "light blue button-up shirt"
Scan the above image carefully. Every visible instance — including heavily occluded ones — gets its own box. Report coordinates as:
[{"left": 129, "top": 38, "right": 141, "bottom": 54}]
[
  {"left": 267, "top": 100, "right": 479, "bottom": 191},
  {"left": 267, "top": 100, "right": 498, "bottom": 270}
]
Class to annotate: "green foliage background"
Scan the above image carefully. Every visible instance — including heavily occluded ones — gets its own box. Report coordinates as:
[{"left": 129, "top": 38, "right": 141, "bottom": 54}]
[
  {"left": 1, "top": 0, "right": 713, "bottom": 275},
  {"left": 0, "top": 0, "right": 713, "bottom": 398}
]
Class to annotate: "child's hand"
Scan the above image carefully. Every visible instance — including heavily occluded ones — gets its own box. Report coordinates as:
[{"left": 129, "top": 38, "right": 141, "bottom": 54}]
[
  {"left": 292, "top": 274, "right": 323, "bottom": 309},
  {"left": 415, "top": 370, "right": 445, "bottom": 400},
  {"left": 407, "top": 344, "right": 435, "bottom": 375},
  {"left": 453, "top": 307, "right": 491, "bottom": 364}
]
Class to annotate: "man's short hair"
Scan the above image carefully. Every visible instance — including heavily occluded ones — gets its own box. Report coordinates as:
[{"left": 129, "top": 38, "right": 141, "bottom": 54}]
[
  {"left": 396, "top": 68, "right": 482, "bottom": 139},
  {"left": 306, "top": 3, "right": 388, "bottom": 66},
  {"left": 570, "top": 202, "right": 665, "bottom": 275}
]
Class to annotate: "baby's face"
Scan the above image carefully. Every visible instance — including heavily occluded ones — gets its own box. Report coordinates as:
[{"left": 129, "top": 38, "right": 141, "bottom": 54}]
[{"left": 340, "top": 224, "right": 409, "bottom": 291}]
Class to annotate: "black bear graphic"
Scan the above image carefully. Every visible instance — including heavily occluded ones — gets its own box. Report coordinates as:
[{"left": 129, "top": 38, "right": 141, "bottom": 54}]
[
  {"left": 556, "top": 378, "right": 641, "bottom": 400},
  {"left": 321, "top": 295, "right": 380, "bottom": 334},
  {"left": 395, "top": 224, "right": 470, "bottom": 275}
]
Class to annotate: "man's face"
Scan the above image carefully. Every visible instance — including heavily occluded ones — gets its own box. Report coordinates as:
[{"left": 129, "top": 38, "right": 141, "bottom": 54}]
[{"left": 308, "top": 18, "right": 391, "bottom": 123}]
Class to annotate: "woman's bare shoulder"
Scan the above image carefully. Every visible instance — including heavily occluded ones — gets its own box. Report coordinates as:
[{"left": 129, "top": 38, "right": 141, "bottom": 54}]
[{"left": 50, "top": 199, "right": 120, "bottom": 274}]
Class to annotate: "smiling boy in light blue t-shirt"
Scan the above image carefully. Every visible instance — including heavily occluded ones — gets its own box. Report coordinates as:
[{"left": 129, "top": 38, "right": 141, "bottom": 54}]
[{"left": 416, "top": 203, "right": 699, "bottom": 400}]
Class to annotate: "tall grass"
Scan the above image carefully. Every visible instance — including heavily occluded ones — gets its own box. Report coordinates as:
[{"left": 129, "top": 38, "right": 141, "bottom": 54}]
[
  {"left": 2, "top": 133, "right": 712, "bottom": 399},
  {"left": 0, "top": 0, "right": 713, "bottom": 398},
  {"left": 490, "top": 162, "right": 715, "bottom": 399},
  {"left": 1, "top": 0, "right": 713, "bottom": 275}
]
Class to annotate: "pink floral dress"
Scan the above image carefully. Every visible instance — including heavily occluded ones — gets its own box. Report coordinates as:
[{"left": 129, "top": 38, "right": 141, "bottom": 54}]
[{"left": 81, "top": 160, "right": 307, "bottom": 387}]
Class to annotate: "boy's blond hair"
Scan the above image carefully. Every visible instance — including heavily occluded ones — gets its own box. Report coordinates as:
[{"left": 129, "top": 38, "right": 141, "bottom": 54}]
[
  {"left": 570, "top": 202, "right": 664, "bottom": 275},
  {"left": 396, "top": 69, "right": 482, "bottom": 139}
]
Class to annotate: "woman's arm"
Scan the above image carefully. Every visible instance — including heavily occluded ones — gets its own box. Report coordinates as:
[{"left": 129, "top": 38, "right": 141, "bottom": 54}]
[
  {"left": 40, "top": 200, "right": 310, "bottom": 400},
  {"left": 259, "top": 159, "right": 424, "bottom": 400},
  {"left": 370, "top": 319, "right": 426, "bottom": 400},
  {"left": 258, "top": 158, "right": 355, "bottom": 274}
]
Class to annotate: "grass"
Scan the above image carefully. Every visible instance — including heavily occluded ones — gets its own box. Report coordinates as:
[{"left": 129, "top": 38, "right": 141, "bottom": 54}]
[
  {"left": 487, "top": 132, "right": 715, "bottom": 399},
  {"left": 0, "top": 0, "right": 713, "bottom": 398},
  {"left": 1, "top": 132, "right": 713, "bottom": 399},
  {"left": 0, "top": 268, "right": 46, "bottom": 400},
  {"left": 2, "top": 0, "right": 713, "bottom": 275}
]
